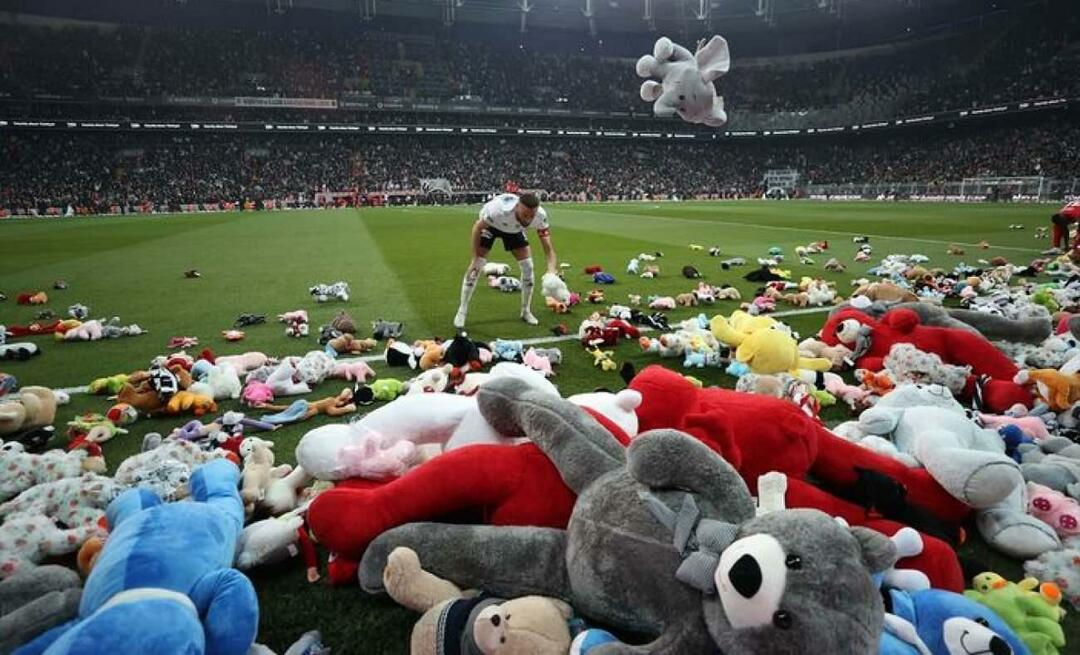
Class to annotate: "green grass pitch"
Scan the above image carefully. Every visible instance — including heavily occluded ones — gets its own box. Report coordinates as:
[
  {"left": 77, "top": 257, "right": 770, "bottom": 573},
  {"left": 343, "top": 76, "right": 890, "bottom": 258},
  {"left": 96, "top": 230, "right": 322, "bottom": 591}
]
[{"left": 0, "top": 200, "right": 1073, "bottom": 652}]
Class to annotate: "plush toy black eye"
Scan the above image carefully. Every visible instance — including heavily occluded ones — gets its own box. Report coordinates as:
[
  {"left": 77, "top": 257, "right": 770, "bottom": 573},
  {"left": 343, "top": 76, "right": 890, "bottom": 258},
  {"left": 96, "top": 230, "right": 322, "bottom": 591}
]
[
  {"left": 490, "top": 615, "right": 501, "bottom": 627},
  {"left": 975, "top": 617, "right": 989, "bottom": 627},
  {"left": 785, "top": 554, "right": 802, "bottom": 570},
  {"left": 772, "top": 610, "right": 792, "bottom": 629},
  {"left": 678, "top": 94, "right": 685, "bottom": 100}
]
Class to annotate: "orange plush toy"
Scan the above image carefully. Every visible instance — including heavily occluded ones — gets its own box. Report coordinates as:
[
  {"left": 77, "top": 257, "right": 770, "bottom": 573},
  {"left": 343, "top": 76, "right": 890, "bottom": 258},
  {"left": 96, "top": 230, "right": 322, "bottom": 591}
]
[{"left": 1014, "top": 369, "right": 1080, "bottom": 411}]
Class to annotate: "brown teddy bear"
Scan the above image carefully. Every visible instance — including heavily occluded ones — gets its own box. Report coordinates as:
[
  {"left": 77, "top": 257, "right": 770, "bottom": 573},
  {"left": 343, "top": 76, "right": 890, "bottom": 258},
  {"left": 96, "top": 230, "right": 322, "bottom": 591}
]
[
  {"left": 383, "top": 546, "right": 575, "bottom": 655},
  {"left": 328, "top": 334, "right": 377, "bottom": 355},
  {"left": 0, "top": 387, "right": 58, "bottom": 438},
  {"left": 675, "top": 292, "right": 698, "bottom": 307}
]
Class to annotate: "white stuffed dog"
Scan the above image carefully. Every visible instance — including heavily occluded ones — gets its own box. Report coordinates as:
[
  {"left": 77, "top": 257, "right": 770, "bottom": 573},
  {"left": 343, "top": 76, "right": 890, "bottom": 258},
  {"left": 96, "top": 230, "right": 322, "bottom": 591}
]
[{"left": 636, "top": 35, "right": 730, "bottom": 127}]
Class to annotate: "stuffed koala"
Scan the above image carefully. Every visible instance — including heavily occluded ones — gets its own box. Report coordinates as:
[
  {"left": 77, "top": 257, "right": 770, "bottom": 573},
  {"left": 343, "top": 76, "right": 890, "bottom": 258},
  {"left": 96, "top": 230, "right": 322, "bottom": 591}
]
[
  {"left": 636, "top": 36, "right": 730, "bottom": 127},
  {"left": 360, "top": 377, "right": 895, "bottom": 653}
]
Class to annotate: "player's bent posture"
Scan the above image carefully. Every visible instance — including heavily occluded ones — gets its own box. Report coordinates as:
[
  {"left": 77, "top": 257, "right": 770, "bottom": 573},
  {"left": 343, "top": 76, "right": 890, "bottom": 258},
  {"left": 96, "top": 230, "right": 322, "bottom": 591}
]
[
  {"left": 454, "top": 192, "right": 558, "bottom": 329},
  {"left": 1048, "top": 200, "right": 1080, "bottom": 253}
]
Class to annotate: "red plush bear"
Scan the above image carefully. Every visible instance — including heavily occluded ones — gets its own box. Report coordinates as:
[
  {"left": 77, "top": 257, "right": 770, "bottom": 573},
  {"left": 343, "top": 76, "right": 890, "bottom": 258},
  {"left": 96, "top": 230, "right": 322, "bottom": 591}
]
[
  {"left": 308, "top": 375, "right": 963, "bottom": 591},
  {"left": 819, "top": 307, "right": 1032, "bottom": 412}
]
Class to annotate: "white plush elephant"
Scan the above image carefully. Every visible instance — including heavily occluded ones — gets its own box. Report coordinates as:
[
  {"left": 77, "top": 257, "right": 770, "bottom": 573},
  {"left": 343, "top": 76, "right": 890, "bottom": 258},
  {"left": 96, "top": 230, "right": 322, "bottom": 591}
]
[{"left": 635, "top": 35, "right": 730, "bottom": 127}]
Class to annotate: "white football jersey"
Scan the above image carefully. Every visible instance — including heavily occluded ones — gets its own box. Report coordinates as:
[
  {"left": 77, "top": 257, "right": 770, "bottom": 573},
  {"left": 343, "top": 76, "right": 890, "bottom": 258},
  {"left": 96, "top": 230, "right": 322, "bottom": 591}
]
[{"left": 480, "top": 194, "right": 550, "bottom": 234}]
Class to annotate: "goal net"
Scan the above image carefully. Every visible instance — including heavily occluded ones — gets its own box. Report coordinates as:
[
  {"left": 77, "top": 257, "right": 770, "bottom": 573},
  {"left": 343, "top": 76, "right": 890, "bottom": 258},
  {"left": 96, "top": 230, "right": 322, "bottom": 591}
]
[
  {"left": 960, "top": 176, "right": 1051, "bottom": 202},
  {"left": 763, "top": 169, "right": 799, "bottom": 199}
]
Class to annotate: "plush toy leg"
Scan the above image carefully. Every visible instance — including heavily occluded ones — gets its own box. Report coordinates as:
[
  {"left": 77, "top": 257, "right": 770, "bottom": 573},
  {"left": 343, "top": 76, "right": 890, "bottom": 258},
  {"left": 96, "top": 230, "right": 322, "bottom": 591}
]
[
  {"left": 306, "top": 444, "right": 574, "bottom": 563},
  {"left": 810, "top": 429, "right": 972, "bottom": 523},
  {"left": 639, "top": 80, "right": 662, "bottom": 101},
  {"left": 0, "top": 566, "right": 81, "bottom": 654},
  {"left": 360, "top": 523, "right": 570, "bottom": 600},
  {"left": 975, "top": 486, "right": 1062, "bottom": 558},
  {"left": 913, "top": 437, "right": 1022, "bottom": 509},
  {"left": 861, "top": 519, "right": 964, "bottom": 593},
  {"left": 189, "top": 569, "right": 259, "bottom": 655},
  {"left": 477, "top": 378, "right": 625, "bottom": 494},
  {"left": 944, "top": 307, "right": 1051, "bottom": 344}
]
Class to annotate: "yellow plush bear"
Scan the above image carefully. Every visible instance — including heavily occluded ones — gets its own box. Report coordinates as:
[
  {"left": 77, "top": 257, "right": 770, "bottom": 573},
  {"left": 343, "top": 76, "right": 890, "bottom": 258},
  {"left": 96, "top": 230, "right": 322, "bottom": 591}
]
[
  {"left": 734, "top": 328, "right": 831, "bottom": 375},
  {"left": 383, "top": 547, "right": 575, "bottom": 655},
  {"left": 708, "top": 310, "right": 778, "bottom": 346}
]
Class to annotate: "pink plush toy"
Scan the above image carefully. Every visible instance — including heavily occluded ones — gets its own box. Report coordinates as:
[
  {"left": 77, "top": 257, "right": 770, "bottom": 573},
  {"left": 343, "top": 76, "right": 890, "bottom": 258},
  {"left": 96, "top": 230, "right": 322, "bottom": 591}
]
[
  {"left": 976, "top": 413, "right": 1052, "bottom": 441},
  {"left": 216, "top": 352, "right": 271, "bottom": 375},
  {"left": 648, "top": 296, "right": 676, "bottom": 310},
  {"left": 1028, "top": 481, "right": 1080, "bottom": 537},
  {"left": 241, "top": 381, "right": 275, "bottom": 408},
  {"left": 522, "top": 348, "right": 554, "bottom": 378},
  {"left": 824, "top": 376, "right": 872, "bottom": 411},
  {"left": 332, "top": 360, "right": 376, "bottom": 383}
]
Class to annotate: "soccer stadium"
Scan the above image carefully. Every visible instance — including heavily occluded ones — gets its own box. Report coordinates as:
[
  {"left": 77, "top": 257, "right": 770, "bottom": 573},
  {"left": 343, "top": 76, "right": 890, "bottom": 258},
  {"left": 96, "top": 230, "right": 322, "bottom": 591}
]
[{"left": 0, "top": 0, "right": 1079, "bottom": 652}]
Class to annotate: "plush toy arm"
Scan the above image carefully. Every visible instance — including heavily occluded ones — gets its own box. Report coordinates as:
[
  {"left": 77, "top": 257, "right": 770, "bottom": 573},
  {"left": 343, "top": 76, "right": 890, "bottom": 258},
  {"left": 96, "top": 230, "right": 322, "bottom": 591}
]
[
  {"left": 680, "top": 411, "right": 743, "bottom": 469},
  {"left": 383, "top": 546, "right": 463, "bottom": 612},
  {"left": 796, "top": 355, "right": 832, "bottom": 372},
  {"left": 189, "top": 569, "right": 259, "bottom": 655},
  {"left": 10, "top": 618, "right": 80, "bottom": 655},
  {"left": 639, "top": 80, "right": 662, "bottom": 102},
  {"left": 477, "top": 377, "right": 623, "bottom": 494},
  {"left": 694, "top": 35, "right": 730, "bottom": 82},
  {"left": 627, "top": 430, "right": 755, "bottom": 522}
]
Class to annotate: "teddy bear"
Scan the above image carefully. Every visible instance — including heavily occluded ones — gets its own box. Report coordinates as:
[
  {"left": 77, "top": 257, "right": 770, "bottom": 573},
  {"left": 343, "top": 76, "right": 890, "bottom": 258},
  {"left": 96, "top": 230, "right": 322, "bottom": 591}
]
[
  {"left": 16, "top": 292, "right": 48, "bottom": 305},
  {"left": 636, "top": 35, "right": 730, "bottom": 126},
  {"left": 383, "top": 546, "right": 577, "bottom": 655},
  {"left": 722, "top": 323, "right": 831, "bottom": 376},
  {"left": 14, "top": 460, "right": 260, "bottom": 655},
  {"left": 326, "top": 333, "right": 377, "bottom": 355},
  {"left": 189, "top": 363, "right": 242, "bottom": 402},
  {"left": 797, "top": 337, "right": 853, "bottom": 371},
  {"left": 0, "top": 565, "right": 83, "bottom": 654},
  {"left": 0, "top": 387, "right": 58, "bottom": 441},
  {"left": 820, "top": 307, "right": 1033, "bottom": 413},
  {"left": 359, "top": 377, "right": 897, "bottom": 653},
  {"left": 239, "top": 437, "right": 293, "bottom": 517},
  {"left": 675, "top": 292, "right": 698, "bottom": 307}
]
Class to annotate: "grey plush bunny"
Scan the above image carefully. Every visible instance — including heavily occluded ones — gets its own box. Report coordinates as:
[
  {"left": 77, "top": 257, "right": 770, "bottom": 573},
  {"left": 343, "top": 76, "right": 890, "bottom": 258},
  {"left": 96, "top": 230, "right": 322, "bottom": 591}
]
[{"left": 360, "top": 377, "right": 896, "bottom": 653}]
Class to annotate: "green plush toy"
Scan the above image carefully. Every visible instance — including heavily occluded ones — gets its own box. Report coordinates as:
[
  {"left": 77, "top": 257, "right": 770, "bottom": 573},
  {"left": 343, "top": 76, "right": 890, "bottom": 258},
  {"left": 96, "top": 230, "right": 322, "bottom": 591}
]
[
  {"left": 1030, "top": 288, "right": 1061, "bottom": 314},
  {"left": 355, "top": 378, "right": 405, "bottom": 405},
  {"left": 87, "top": 374, "right": 129, "bottom": 396},
  {"left": 964, "top": 572, "right": 1066, "bottom": 655}
]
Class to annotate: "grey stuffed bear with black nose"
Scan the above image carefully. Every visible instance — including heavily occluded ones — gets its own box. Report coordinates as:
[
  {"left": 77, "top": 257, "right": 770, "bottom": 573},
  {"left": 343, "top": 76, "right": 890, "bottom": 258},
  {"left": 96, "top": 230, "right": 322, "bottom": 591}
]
[{"left": 360, "top": 376, "right": 896, "bottom": 653}]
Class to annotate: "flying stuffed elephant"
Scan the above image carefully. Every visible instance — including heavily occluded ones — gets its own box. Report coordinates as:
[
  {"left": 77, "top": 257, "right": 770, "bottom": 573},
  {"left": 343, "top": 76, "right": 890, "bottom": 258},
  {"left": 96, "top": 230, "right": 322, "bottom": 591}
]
[{"left": 636, "top": 35, "right": 730, "bottom": 127}]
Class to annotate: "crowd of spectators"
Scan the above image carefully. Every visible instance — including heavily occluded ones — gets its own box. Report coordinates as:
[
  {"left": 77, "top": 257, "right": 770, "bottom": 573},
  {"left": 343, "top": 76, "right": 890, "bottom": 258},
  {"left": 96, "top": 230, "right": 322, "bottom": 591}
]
[
  {"left": 1, "top": 5, "right": 1076, "bottom": 120},
  {"left": 2, "top": 114, "right": 1076, "bottom": 213}
]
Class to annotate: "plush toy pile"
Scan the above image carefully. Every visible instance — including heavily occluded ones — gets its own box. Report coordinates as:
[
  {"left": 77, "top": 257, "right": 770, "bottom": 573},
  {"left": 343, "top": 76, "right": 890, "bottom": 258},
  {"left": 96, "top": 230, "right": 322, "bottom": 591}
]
[{"left": 8, "top": 246, "right": 1080, "bottom": 654}]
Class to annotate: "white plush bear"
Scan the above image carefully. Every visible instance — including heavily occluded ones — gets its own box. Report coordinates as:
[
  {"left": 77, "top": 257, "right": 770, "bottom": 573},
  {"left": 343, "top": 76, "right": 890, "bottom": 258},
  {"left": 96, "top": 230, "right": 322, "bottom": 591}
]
[{"left": 636, "top": 36, "right": 730, "bottom": 127}]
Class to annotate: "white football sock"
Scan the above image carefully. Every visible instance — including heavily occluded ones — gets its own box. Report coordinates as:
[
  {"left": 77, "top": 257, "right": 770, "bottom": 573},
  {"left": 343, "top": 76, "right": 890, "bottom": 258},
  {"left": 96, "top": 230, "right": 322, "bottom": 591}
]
[
  {"left": 518, "top": 257, "right": 536, "bottom": 323},
  {"left": 456, "top": 257, "right": 486, "bottom": 328}
]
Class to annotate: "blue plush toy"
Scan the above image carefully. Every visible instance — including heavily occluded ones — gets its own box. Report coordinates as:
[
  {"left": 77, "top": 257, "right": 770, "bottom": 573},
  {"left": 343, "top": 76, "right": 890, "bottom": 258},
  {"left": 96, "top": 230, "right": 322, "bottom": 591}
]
[
  {"left": 880, "top": 588, "right": 1030, "bottom": 655},
  {"left": 16, "top": 459, "right": 258, "bottom": 655},
  {"left": 592, "top": 272, "right": 615, "bottom": 284}
]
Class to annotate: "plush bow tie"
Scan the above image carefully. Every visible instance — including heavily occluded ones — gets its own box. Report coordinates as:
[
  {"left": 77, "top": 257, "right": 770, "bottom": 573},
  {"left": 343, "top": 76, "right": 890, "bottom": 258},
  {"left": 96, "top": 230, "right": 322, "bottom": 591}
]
[{"left": 638, "top": 491, "right": 740, "bottom": 595}]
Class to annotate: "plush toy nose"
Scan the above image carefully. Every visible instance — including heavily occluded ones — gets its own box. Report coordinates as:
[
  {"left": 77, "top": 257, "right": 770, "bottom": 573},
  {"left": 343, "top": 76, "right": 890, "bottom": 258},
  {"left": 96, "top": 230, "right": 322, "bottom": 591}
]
[
  {"left": 727, "top": 554, "right": 762, "bottom": 598},
  {"left": 989, "top": 635, "right": 1011, "bottom": 655}
]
